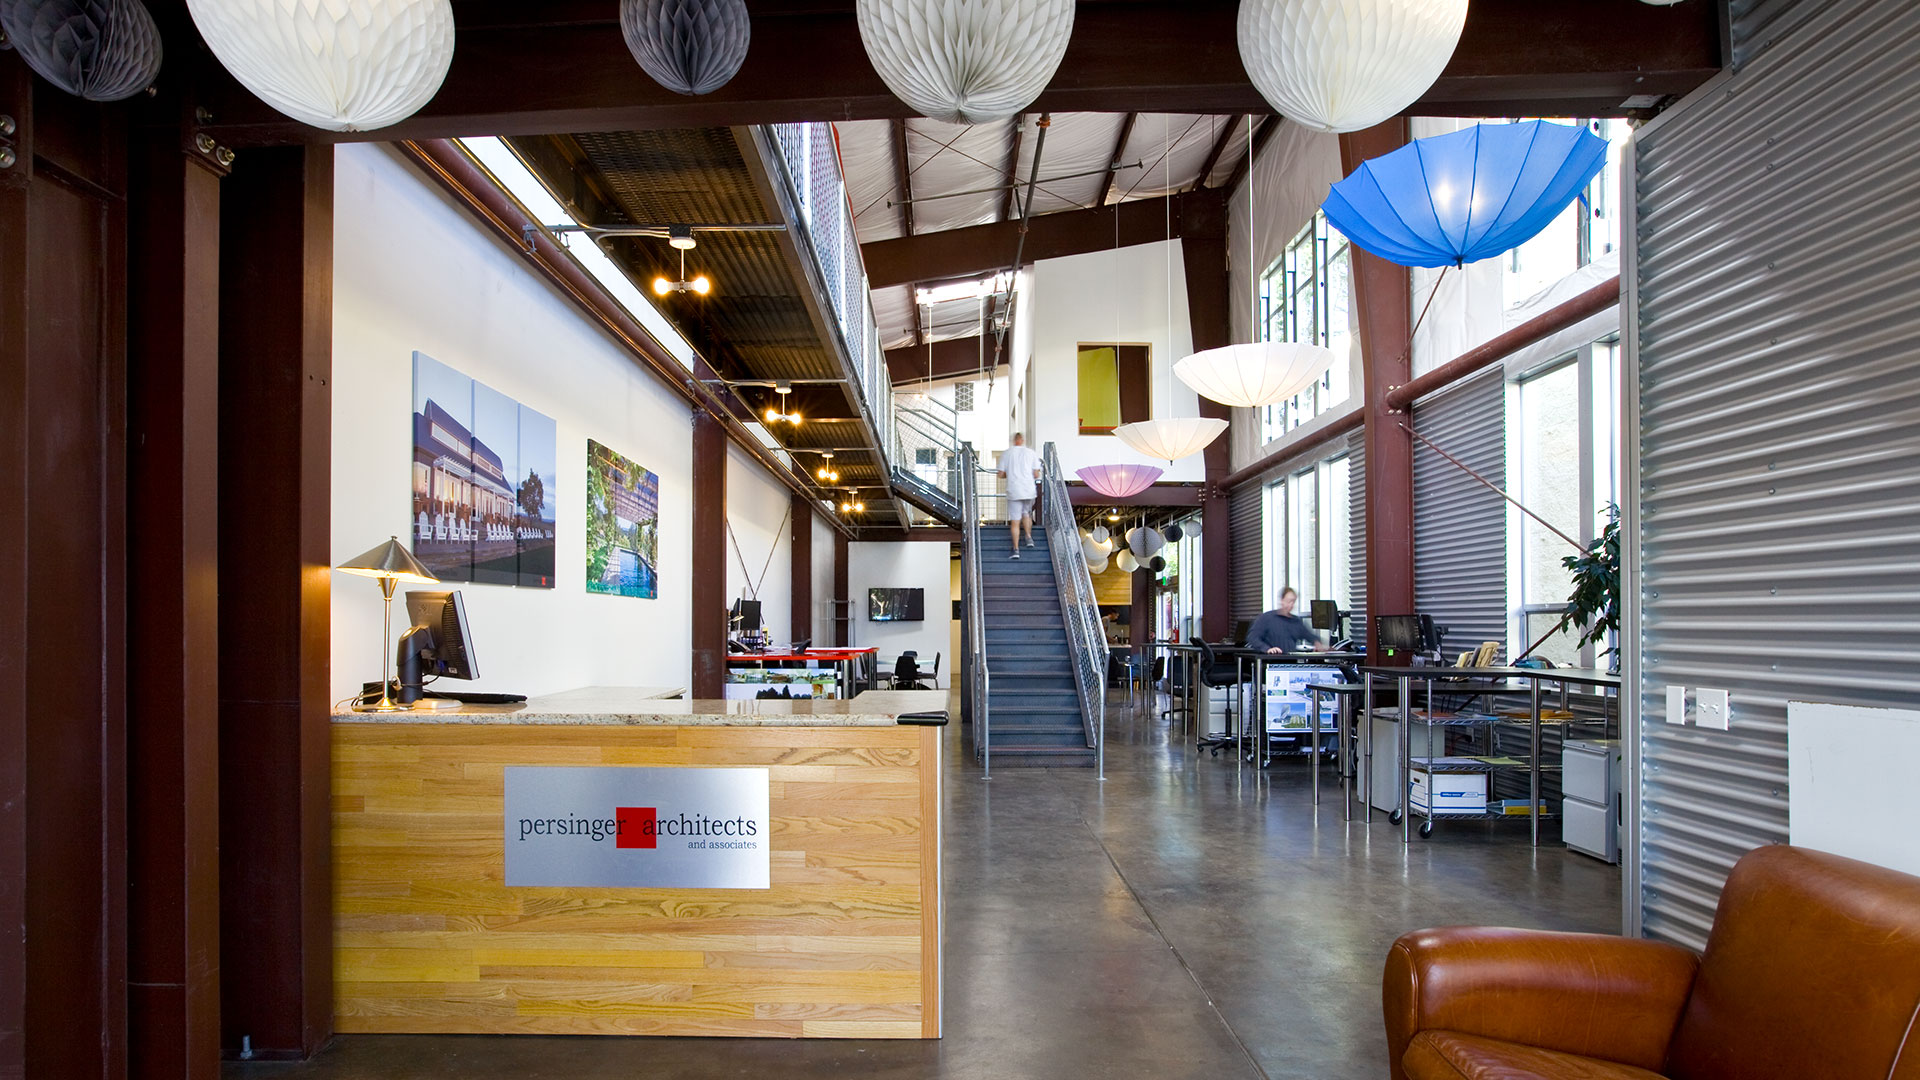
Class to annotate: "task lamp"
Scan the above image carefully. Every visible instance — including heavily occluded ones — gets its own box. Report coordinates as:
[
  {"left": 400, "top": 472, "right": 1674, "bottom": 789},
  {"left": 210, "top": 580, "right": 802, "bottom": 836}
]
[{"left": 337, "top": 536, "right": 439, "bottom": 712}]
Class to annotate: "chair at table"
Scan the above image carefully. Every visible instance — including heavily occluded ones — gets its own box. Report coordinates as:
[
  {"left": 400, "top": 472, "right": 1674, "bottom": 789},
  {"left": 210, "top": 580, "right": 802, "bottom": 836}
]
[{"left": 1193, "top": 640, "right": 1242, "bottom": 757}]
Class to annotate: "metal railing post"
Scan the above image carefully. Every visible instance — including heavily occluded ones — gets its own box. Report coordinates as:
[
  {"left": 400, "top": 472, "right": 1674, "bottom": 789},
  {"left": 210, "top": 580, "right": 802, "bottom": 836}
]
[
  {"left": 1040, "top": 443, "right": 1108, "bottom": 780},
  {"left": 959, "top": 443, "right": 989, "bottom": 778}
]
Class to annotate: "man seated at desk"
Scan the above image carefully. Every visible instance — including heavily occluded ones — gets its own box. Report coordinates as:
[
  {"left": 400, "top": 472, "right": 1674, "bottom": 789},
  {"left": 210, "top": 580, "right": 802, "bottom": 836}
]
[{"left": 1246, "top": 587, "right": 1326, "bottom": 654}]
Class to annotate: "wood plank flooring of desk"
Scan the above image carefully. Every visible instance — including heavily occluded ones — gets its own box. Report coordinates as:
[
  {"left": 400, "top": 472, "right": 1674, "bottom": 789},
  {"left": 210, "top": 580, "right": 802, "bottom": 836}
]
[{"left": 332, "top": 723, "right": 941, "bottom": 1038}]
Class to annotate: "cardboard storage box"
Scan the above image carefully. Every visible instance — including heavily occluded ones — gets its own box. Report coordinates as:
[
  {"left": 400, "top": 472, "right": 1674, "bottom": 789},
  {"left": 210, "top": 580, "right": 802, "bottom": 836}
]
[{"left": 1410, "top": 769, "right": 1488, "bottom": 815}]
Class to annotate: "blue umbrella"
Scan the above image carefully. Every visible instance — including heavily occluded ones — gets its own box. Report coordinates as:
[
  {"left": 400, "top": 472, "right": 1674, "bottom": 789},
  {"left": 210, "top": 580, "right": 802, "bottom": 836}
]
[{"left": 1323, "top": 121, "right": 1609, "bottom": 269}]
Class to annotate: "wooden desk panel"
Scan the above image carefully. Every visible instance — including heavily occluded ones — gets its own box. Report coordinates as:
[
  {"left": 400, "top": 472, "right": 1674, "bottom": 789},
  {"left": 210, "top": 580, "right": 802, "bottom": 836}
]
[{"left": 332, "top": 723, "right": 941, "bottom": 1038}]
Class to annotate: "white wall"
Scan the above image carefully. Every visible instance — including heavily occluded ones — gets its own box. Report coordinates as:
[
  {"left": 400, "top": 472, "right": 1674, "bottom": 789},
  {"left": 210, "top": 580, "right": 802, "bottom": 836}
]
[
  {"left": 330, "top": 143, "right": 795, "bottom": 702},
  {"left": 725, "top": 443, "right": 793, "bottom": 642},
  {"left": 1024, "top": 240, "right": 1204, "bottom": 481},
  {"left": 848, "top": 541, "right": 954, "bottom": 684}
]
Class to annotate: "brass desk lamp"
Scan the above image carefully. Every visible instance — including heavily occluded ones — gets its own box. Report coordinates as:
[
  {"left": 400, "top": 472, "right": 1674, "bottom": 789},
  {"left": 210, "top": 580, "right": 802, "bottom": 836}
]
[{"left": 337, "top": 536, "right": 439, "bottom": 712}]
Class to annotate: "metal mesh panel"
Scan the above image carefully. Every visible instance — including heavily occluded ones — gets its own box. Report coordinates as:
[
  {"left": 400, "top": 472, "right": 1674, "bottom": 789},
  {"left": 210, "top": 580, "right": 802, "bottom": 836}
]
[
  {"left": 1412, "top": 370, "right": 1508, "bottom": 660},
  {"left": 1347, "top": 428, "right": 1367, "bottom": 642},
  {"left": 1230, "top": 481, "right": 1264, "bottom": 632},
  {"left": 1630, "top": 0, "right": 1920, "bottom": 948}
]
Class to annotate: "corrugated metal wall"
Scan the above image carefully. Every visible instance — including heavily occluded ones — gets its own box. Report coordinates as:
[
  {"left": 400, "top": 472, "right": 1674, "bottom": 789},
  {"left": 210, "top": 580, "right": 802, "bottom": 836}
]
[
  {"left": 1229, "top": 481, "right": 1265, "bottom": 636},
  {"left": 1347, "top": 429, "right": 1367, "bottom": 642},
  {"left": 1412, "top": 370, "right": 1508, "bottom": 659},
  {"left": 1628, "top": 0, "right": 1920, "bottom": 948}
]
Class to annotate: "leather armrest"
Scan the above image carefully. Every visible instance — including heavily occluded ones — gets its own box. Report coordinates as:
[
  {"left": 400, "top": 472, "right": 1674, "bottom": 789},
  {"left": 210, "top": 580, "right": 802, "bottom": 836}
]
[{"left": 1384, "top": 926, "right": 1699, "bottom": 1080}]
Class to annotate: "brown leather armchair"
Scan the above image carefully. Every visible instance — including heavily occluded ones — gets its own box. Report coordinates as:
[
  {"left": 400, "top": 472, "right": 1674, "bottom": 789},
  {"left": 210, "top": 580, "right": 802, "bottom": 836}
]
[{"left": 1383, "top": 845, "right": 1920, "bottom": 1080}]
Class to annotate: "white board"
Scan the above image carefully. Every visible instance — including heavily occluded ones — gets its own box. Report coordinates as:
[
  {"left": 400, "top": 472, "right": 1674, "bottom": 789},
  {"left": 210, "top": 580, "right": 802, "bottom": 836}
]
[{"left": 1787, "top": 701, "right": 1920, "bottom": 877}]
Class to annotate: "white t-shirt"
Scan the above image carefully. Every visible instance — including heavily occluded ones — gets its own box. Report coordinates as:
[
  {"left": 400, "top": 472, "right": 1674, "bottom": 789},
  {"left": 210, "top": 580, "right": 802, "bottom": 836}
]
[{"left": 999, "top": 445, "right": 1040, "bottom": 501}]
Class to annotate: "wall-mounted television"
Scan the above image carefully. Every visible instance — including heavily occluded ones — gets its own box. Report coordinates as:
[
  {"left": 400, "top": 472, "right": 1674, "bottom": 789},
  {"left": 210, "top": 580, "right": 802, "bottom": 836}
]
[{"left": 869, "top": 587, "right": 925, "bottom": 622}]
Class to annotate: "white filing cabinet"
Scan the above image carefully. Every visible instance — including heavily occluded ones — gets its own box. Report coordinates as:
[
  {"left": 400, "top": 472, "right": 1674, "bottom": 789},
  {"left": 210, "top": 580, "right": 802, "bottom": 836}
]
[{"left": 1562, "top": 738, "right": 1620, "bottom": 863}]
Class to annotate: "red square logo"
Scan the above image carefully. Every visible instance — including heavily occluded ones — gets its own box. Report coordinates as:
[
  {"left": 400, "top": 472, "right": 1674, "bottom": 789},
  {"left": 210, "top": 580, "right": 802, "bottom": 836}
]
[{"left": 616, "top": 807, "right": 656, "bottom": 849}]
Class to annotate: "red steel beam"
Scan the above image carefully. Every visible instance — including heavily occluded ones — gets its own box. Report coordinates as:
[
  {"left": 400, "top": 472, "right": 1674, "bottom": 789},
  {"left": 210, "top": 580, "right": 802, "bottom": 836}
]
[{"left": 1386, "top": 276, "right": 1620, "bottom": 411}]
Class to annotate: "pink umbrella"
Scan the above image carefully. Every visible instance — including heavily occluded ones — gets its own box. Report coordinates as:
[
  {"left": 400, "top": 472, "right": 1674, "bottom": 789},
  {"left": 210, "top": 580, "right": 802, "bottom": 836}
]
[{"left": 1076, "top": 463, "right": 1164, "bottom": 499}]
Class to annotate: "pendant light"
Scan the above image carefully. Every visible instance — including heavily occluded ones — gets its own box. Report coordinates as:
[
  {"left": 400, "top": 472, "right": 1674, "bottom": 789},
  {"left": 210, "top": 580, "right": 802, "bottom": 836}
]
[
  {"left": 1112, "top": 115, "right": 1227, "bottom": 464},
  {"left": 1236, "top": 0, "right": 1468, "bottom": 135},
  {"left": 1174, "top": 116, "right": 1337, "bottom": 409},
  {"left": 854, "top": 0, "right": 1075, "bottom": 124},
  {"left": 1076, "top": 463, "right": 1163, "bottom": 499},
  {"left": 0, "top": 0, "right": 164, "bottom": 102},
  {"left": 185, "top": 0, "right": 456, "bottom": 133},
  {"left": 620, "top": 0, "right": 750, "bottom": 97}
]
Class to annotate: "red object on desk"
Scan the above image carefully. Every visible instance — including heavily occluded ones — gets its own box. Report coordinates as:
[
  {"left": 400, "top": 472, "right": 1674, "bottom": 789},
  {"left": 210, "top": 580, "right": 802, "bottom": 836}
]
[{"left": 728, "top": 648, "right": 877, "bottom": 663}]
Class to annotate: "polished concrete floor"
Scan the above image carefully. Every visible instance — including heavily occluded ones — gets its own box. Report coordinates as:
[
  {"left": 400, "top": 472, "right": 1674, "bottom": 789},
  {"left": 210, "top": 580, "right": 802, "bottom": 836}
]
[{"left": 234, "top": 693, "right": 1620, "bottom": 1079}]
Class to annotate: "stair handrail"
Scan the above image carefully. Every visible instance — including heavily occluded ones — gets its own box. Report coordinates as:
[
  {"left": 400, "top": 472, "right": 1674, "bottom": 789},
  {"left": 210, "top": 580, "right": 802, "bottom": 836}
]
[
  {"left": 1040, "top": 443, "right": 1107, "bottom": 779},
  {"left": 958, "top": 443, "right": 990, "bottom": 776}
]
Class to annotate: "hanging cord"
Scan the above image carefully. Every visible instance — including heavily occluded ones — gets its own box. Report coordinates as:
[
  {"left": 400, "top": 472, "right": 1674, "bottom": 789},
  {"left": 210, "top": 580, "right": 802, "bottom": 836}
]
[
  {"left": 723, "top": 503, "right": 793, "bottom": 601},
  {"left": 1402, "top": 264, "right": 1453, "bottom": 361}
]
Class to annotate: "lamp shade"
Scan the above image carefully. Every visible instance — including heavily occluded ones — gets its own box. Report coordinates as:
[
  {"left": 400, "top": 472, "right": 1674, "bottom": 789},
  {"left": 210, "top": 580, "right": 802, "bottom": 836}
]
[
  {"left": 185, "top": 0, "right": 456, "bottom": 132},
  {"left": 0, "top": 0, "right": 164, "bottom": 101},
  {"left": 337, "top": 536, "right": 439, "bottom": 583},
  {"left": 1115, "top": 551, "right": 1139, "bottom": 574},
  {"left": 620, "top": 0, "right": 750, "bottom": 96},
  {"left": 1076, "top": 463, "right": 1163, "bottom": 499},
  {"left": 1114, "top": 417, "right": 1228, "bottom": 463},
  {"left": 854, "top": 0, "right": 1074, "bottom": 124},
  {"left": 1323, "top": 120, "right": 1609, "bottom": 269},
  {"left": 1126, "top": 526, "right": 1165, "bottom": 559},
  {"left": 1175, "top": 342, "right": 1336, "bottom": 409},
  {"left": 1236, "top": 0, "right": 1468, "bottom": 134}
]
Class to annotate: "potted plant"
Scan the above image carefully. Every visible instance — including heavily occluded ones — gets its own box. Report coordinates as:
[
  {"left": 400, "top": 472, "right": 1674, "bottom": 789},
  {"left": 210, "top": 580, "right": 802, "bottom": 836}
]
[{"left": 1562, "top": 505, "right": 1621, "bottom": 671}]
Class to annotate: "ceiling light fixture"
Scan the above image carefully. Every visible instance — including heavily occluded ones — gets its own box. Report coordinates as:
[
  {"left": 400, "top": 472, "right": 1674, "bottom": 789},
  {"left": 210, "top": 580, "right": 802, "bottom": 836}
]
[
  {"left": 184, "top": 0, "right": 456, "bottom": 132},
  {"left": 667, "top": 223, "right": 698, "bottom": 250},
  {"left": 652, "top": 246, "right": 714, "bottom": 296}
]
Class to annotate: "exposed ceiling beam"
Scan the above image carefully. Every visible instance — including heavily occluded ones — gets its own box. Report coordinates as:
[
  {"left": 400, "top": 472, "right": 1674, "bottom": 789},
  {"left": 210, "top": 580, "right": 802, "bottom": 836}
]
[
  {"left": 184, "top": 0, "right": 1724, "bottom": 146},
  {"left": 1097, "top": 112, "right": 1139, "bottom": 208},
  {"left": 863, "top": 187, "right": 1229, "bottom": 290},
  {"left": 886, "top": 335, "right": 1004, "bottom": 385},
  {"left": 891, "top": 118, "right": 925, "bottom": 348},
  {"left": 999, "top": 117, "right": 1025, "bottom": 223},
  {"left": 1191, "top": 115, "right": 1245, "bottom": 192},
  {"left": 1220, "top": 114, "right": 1280, "bottom": 195},
  {"left": 1066, "top": 483, "right": 1202, "bottom": 508}
]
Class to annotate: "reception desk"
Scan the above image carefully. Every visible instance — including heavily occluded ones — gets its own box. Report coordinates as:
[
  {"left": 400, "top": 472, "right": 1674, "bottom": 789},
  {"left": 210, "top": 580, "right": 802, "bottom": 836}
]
[{"left": 331, "top": 688, "right": 946, "bottom": 1039}]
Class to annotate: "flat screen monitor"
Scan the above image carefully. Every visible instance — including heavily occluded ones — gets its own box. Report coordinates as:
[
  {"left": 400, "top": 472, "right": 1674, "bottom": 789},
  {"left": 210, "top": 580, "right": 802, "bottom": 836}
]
[
  {"left": 1311, "top": 599, "right": 1340, "bottom": 631},
  {"left": 1233, "top": 619, "right": 1252, "bottom": 645},
  {"left": 403, "top": 590, "right": 479, "bottom": 680},
  {"left": 1376, "top": 614, "right": 1422, "bottom": 654},
  {"left": 869, "top": 587, "right": 924, "bottom": 622},
  {"left": 729, "top": 598, "right": 762, "bottom": 629}
]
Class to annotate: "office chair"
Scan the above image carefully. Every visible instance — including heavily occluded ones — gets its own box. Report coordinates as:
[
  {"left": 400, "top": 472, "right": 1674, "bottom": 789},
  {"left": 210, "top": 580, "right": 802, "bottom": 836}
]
[
  {"left": 1194, "top": 640, "right": 1243, "bottom": 757},
  {"left": 928, "top": 652, "right": 941, "bottom": 689}
]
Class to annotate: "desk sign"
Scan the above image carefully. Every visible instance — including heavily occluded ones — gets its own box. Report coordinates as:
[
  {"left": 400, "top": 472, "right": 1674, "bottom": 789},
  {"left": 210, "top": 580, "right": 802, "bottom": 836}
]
[{"left": 503, "top": 766, "right": 771, "bottom": 889}]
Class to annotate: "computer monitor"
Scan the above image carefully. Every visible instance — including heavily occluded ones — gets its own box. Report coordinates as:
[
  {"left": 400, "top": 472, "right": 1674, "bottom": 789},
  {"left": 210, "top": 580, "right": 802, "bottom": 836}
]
[
  {"left": 397, "top": 591, "right": 478, "bottom": 703},
  {"left": 1233, "top": 619, "right": 1252, "bottom": 645},
  {"left": 868, "top": 587, "right": 924, "bottom": 622},
  {"left": 1376, "top": 614, "right": 1422, "bottom": 654},
  {"left": 1310, "top": 599, "right": 1340, "bottom": 632},
  {"left": 729, "top": 598, "right": 763, "bottom": 629},
  {"left": 1419, "top": 614, "right": 1446, "bottom": 654}
]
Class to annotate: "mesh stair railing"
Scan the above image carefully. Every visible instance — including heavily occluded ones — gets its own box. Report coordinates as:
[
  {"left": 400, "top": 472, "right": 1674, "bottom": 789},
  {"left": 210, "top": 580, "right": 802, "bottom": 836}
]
[
  {"left": 1040, "top": 443, "right": 1108, "bottom": 778},
  {"left": 891, "top": 397, "right": 963, "bottom": 518},
  {"left": 957, "top": 444, "right": 991, "bottom": 774}
]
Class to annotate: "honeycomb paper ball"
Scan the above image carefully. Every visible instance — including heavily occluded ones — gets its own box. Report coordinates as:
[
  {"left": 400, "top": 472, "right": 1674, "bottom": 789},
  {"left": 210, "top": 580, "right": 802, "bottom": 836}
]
[
  {"left": 0, "top": 0, "right": 164, "bottom": 101},
  {"left": 185, "top": 0, "right": 456, "bottom": 132},
  {"left": 620, "top": 0, "right": 750, "bottom": 96},
  {"left": 1236, "top": 0, "right": 1468, "bottom": 134},
  {"left": 855, "top": 0, "right": 1075, "bottom": 124}
]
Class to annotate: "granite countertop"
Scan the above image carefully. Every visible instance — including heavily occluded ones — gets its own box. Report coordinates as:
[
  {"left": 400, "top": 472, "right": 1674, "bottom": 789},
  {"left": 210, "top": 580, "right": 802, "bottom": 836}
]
[{"left": 332, "top": 686, "right": 951, "bottom": 727}]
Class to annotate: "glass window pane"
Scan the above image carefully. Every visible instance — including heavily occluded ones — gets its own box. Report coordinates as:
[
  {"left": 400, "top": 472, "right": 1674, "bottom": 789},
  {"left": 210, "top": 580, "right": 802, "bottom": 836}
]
[
  {"left": 1328, "top": 457, "right": 1351, "bottom": 609},
  {"left": 1525, "top": 611, "right": 1583, "bottom": 667},
  {"left": 1520, "top": 363, "right": 1582, "bottom": 608}
]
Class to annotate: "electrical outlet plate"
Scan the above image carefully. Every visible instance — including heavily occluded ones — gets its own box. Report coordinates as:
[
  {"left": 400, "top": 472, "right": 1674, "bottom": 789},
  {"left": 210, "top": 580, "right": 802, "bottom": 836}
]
[
  {"left": 1666, "top": 685, "right": 1688, "bottom": 726},
  {"left": 1696, "top": 688, "right": 1731, "bottom": 730}
]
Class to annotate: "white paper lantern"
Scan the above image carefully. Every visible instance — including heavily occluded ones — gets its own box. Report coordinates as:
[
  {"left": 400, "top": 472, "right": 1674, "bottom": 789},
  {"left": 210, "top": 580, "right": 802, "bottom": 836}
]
[
  {"left": 621, "top": 0, "right": 750, "bottom": 96},
  {"left": 1236, "top": 0, "right": 1468, "bottom": 135},
  {"left": 1087, "top": 554, "right": 1109, "bottom": 575},
  {"left": 1080, "top": 536, "right": 1104, "bottom": 562},
  {"left": 1114, "top": 417, "right": 1229, "bottom": 463},
  {"left": 1090, "top": 524, "right": 1109, "bottom": 544},
  {"left": 0, "top": 0, "right": 164, "bottom": 101},
  {"left": 854, "top": 0, "right": 1075, "bottom": 124},
  {"left": 185, "top": 0, "right": 456, "bottom": 132},
  {"left": 1175, "top": 342, "right": 1336, "bottom": 409},
  {"left": 1116, "top": 551, "right": 1139, "bottom": 574},
  {"left": 1127, "top": 526, "right": 1165, "bottom": 559}
]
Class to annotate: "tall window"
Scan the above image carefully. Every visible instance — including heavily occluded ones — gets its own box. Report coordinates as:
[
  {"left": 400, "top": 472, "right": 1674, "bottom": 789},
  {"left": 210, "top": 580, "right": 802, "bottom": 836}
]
[
  {"left": 1262, "top": 455, "right": 1352, "bottom": 622},
  {"left": 1257, "top": 213, "right": 1353, "bottom": 444},
  {"left": 1504, "top": 118, "right": 1632, "bottom": 307},
  {"left": 1510, "top": 338, "right": 1620, "bottom": 665}
]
